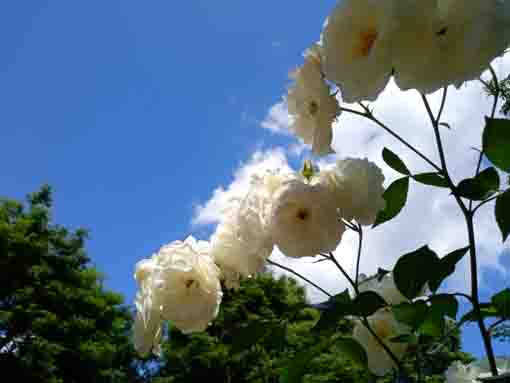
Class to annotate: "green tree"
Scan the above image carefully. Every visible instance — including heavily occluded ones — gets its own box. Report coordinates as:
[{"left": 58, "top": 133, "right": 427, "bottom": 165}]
[
  {"left": 151, "top": 273, "right": 470, "bottom": 383},
  {"left": 0, "top": 186, "right": 140, "bottom": 383},
  {"left": 152, "top": 273, "right": 360, "bottom": 383}
]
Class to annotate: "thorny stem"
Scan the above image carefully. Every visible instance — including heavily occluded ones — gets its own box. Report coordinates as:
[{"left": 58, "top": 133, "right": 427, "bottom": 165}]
[
  {"left": 340, "top": 105, "right": 442, "bottom": 172},
  {"left": 267, "top": 259, "right": 333, "bottom": 298},
  {"left": 421, "top": 93, "right": 499, "bottom": 376}
]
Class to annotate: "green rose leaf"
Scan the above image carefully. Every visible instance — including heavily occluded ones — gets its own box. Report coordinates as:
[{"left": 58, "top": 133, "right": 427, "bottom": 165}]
[
  {"left": 496, "top": 190, "right": 510, "bottom": 242},
  {"left": 373, "top": 177, "right": 410, "bottom": 228},
  {"left": 393, "top": 301, "right": 429, "bottom": 329},
  {"left": 336, "top": 337, "right": 368, "bottom": 368},
  {"left": 429, "top": 294, "right": 459, "bottom": 319},
  {"left": 413, "top": 172, "right": 449, "bottom": 188},
  {"left": 419, "top": 309, "right": 445, "bottom": 338},
  {"left": 460, "top": 303, "right": 499, "bottom": 324},
  {"left": 351, "top": 291, "right": 387, "bottom": 317},
  {"left": 428, "top": 247, "right": 469, "bottom": 293},
  {"left": 492, "top": 288, "right": 510, "bottom": 319},
  {"left": 394, "top": 245, "right": 440, "bottom": 299},
  {"left": 313, "top": 290, "right": 352, "bottom": 333},
  {"left": 383, "top": 148, "right": 411, "bottom": 175},
  {"left": 482, "top": 117, "right": 510, "bottom": 172},
  {"left": 390, "top": 334, "right": 417, "bottom": 344},
  {"left": 457, "top": 167, "right": 500, "bottom": 201}
]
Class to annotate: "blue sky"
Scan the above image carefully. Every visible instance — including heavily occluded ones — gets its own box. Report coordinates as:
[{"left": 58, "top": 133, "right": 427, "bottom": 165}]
[{"left": 0, "top": 1, "right": 508, "bottom": 359}]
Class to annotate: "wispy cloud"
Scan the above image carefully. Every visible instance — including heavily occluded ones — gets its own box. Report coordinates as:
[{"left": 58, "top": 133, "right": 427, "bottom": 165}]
[{"left": 260, "top": 101, "right": 290, "bottom": 134}]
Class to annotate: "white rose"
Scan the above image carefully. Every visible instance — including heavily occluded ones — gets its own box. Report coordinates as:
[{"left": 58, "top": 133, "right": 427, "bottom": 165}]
[
  {"left": 392, "top": 0, "right": 447, "bottom": 94},
  {"left": 286, "top": 44, "right": 340, "bottom": 156},
  {"left": 133, "top": 282, "right": 163, "bottom": 357},
  {"left": 358, "top": 273, "right": 408, "bottom": 305},
  {"left": 134, "top": 259, "right": 156, "bottom": 287},
  {"left": 269, "top": 179, "right": 345, "bottom": 258},
  {"left": 353, "top": 308, "right": 410, "bottom": 376},
  {"left": 318, "top": 158, "right": 385, "bottom": 226},
  {"left": 396, "top": 1, "right": 510, "bottom": 93},
  {"left": 150, "top": 236, "right": 223, "bottom": 334},
  {"left": 445, "top": 362, "right": 479, "bottom": 383},
  {"left": 210, "top": 209, "right": 273, "bottom": 289},
  {"left": 470, "top": 357, "right": 510, "bottom": 381},
  {"left": 210, "top": 171, "right": 288, "bottom": 288},
  {"left": 434, "top": 0, "right": 510, "bottom": 89},
  {"left": 321, "top": 0, "right": 395, "bottom": 102}
]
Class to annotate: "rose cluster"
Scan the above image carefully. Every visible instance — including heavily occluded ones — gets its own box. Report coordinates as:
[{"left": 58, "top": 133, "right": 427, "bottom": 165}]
[
  {"left": 133, "top": 158, "right": 386, "bottom": 356},
  {"left": 285, "top": 0, "right": 510, "bottom": 155}
]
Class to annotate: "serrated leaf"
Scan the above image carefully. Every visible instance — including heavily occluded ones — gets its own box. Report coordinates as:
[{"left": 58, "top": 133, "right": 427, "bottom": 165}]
[
  {"left": 457, "top": 167, "right": 500, "bottom": 201},
  {"left": 413, "top": 172, "right": 449, "bottom": 188},
  {"left": 394, "top": 246, "right": 440, "bottom": 299},
  {"left": 492, "top": 288, "right": 510, "bottom": 318},
  {"left": 351, "top": 291, "right": 387, "bottom": 317},
  {"left": 429, "top": 294, "right": 458, "bottom": 319},
  {"left": 373, "top": 177, "right": 409, "bottom": 228},
  {"left": 482, "top": 117, "right": 510, "bottom": 172},
  {"left": 336, "top": 337, "right": 368, "bottom": 368},
  {"left": 496, "top": 190, "right": 510, "bottom": 242},
  {"left": 383, "top": 148, "right": 410, "bottom": 175},
  {"left": 392, "top": 301, "right": 429, "bottom": 329},
  {"left": 428, "top": 247, "right": 469, "bottom": 293}
]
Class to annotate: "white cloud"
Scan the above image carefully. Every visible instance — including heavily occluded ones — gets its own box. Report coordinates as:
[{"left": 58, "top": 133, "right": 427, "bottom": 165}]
[
  {"left": 195, "top": 56, "right": 509, "bottom": 301},
  {"left": 260, "top": 101, "right": 290, "bottom": 134},
  {"left": 192, "top": 147, "right": 293, "bottom": 226}
]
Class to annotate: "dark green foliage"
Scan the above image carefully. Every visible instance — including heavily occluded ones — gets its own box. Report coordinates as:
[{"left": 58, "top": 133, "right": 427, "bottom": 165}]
[
  {"left": 496, "top": 190, "right": 510, "bottom": 242},
  {"left": 153, "top": 273, "right": 469, "bottom": 383},
  {"left": 383, "top": 148, "right": 411, "bottom": 176},
  {"left": 482, "top": 118, "right": 510, "bottom": 173},
  {"left": 456, "top": 167, "right": 500, "bottom": 201},
  {"left": 155, "top": 274, "right": 367, "bottom": 383},
  {"left": 394, "top": 246, "right": 440, "bottom": 300},
  {"left": 0, "top": 186, "right": 140, "bottom": 383},
  {"left": 373, "top": 177, "right": 410, "bottom": 228},
  {"left": 412, "top": 173, "right": 449, "bottom": 188},
  {"left": 492, "top": 289, "right": 510, "bottom": 319},
  {"left": 428, "top": 247, "right": 469, "bottom": 293}
]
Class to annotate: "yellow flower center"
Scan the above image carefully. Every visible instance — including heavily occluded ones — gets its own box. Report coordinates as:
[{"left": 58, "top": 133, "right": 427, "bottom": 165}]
[
  {"left": 372, "top": 318, "right": 393, "bottom": 340},
  {"left": 296, "top": 208, "right": 310, "bottom": 221},
  {"left": 307, "top": 100, "right": 319, "bottom": 117},
  {"left": 355, "top": 29, "right": 378, "bottom": 58}
]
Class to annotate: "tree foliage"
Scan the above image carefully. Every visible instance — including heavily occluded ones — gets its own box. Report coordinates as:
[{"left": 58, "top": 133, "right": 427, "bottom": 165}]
[
  {"left": 152, "top": 273, "right": 469, "bottom": 383},
  {"left": 0, "top": 186, "right": 140, "bottom": 383}
]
